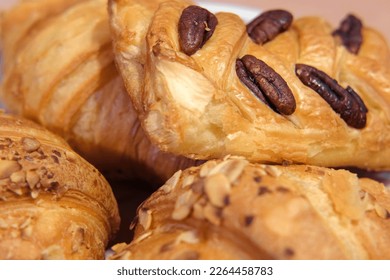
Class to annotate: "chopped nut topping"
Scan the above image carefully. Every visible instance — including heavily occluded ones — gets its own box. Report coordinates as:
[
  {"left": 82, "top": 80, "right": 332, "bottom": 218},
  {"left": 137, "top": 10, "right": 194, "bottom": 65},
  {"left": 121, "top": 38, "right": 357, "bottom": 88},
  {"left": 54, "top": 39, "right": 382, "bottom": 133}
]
[
  {"left": 374, "top": 203, "right": 390, "bottom": 219},
  {"left": 132, "top": 231, "right": 152, "bottom": 244},
  {"left": 10, "top": 170, "right": 26, "bottom": 184},
  {"left": 264, "top": 165, "right": 282, "bottom": 177},
  {"left": 8, "top": 184, "right": 23, "bottom": 195},
  {"left": 205, "top": 173, "right": 231, "bottom": 207},
  {"left": 64, "top": 151, "right": 78, "bottom": 163},
  {"left": 182, "top": 174, "right": 195, "bottom": 188},
  {"left": 21, "top": 137, "right": 40, "bottom": 153},
  {"left": 22, "top": 225, "right": 33, "bottom": 238},
  {"left": 111, "top": 242, "right": 129, "bottom": 253},
  {"left": 139, "top": 208, "right": 153, "bottom": 230},
  {"left": 190, "top": 180, "right": 204, "bottom": 194},
  {"left": 203, "top": 203, "right": 222, "bottom": 225},
  {"left": 161, "top": 170, "right": 182, "bottom": 193},
  {"left": 199, "top": 161, "right": 218, "bottom": 177},
  {"left": 172, "top": 191, "right": 195, "bottom": 220},
  {"left": 192, "top": 202, "right": 205, "bottom": 220},
  {"left": 26, "top": 170, "right": 40, "bottom": 189},
  {"left": 31, "top": 189, "right": 40, "bottom": 199},
  {"left": 176, "top": 231, "right": 200, "bottom": 244},
  {"left": 0, "top": 160, "right": 21, "bottom": 180},
  {"left": 208, "top": 159, "right": 248, "bottom": 183}
]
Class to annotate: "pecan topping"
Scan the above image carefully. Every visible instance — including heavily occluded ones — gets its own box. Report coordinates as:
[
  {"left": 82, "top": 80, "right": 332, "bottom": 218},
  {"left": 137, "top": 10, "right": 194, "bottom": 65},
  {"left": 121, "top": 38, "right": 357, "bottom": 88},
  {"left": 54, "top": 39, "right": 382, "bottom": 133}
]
[
  {"left": 332, "top": 14, "right": 363, "bottom": 54},
  {"left": 295, "top": 64, "right": 368, "bottom": 128},
  {"left": 178, "top": 5, "right": 218, "bottom": 56},
  {"left": 236, "top": 55, "right": 296, "bottom": 115},
  {"left": 247, "top": 10, "right": 293, "bottom": 45}
]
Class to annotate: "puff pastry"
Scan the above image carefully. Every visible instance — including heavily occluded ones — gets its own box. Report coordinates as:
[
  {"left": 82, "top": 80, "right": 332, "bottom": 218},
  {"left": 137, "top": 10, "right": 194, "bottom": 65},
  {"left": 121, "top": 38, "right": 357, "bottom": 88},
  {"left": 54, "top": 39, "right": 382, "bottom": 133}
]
[
  {"left": 0, "top": 0, "right": 196, "bottom": 183},
  {"left": 110, "top": 157, "right": 390, "bottom": 260},
  {"left": 109, "top": 0, "right": 390, "bottom": 170},
  {"left": 0, "top": 112, "right": 120, "bottom": 259}
]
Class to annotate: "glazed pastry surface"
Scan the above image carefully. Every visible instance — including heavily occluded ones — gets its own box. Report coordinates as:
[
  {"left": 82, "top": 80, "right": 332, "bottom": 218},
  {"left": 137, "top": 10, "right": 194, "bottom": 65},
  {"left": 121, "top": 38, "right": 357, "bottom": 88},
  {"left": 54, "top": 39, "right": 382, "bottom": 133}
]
[{"left": 109, "top": 0, "right": 390, "bottom": 170}]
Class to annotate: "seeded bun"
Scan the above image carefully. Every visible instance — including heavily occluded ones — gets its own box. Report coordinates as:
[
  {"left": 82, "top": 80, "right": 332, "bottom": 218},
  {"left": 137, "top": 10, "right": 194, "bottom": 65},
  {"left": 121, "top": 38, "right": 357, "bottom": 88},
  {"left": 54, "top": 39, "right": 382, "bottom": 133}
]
[
  {"left": 109, "top": 157, "right": 390, "bottom": 260},
  {"left": 109, "top": 0, "right": 390, "bottom": 170},
  {"left": 0, "top": 112, "right": 120, "bottom": 259}
]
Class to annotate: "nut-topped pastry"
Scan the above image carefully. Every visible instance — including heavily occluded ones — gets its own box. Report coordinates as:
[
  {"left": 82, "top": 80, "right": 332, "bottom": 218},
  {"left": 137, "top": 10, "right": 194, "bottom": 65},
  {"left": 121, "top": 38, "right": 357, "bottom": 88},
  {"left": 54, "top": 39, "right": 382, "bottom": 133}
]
[
  {"left": 0, "top": 112, "right": 120, "bottom": 259},
  {"left": 108, "top": 0, "right": 390, "bottom": 170},
  {"left": 110, "top": 158, "right": 390, "bottom": 260}
]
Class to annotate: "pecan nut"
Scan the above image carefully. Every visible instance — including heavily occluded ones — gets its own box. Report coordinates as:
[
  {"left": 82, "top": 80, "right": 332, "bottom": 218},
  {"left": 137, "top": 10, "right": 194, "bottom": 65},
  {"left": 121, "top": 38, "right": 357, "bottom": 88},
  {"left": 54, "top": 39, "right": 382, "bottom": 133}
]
[
  {"left": 236, "top": 55, "right": 296, "bottom": 115},
  {"left": 332, "top": 14, "right": 363, "bottom": 54},
  {"left": 178, "top": 5, "right": 218, "bottom": 56},
  {"left": 295, "top": 63, "right": 368, "bottom": 128},
  {"left": 247, "top": 10, "right": 293, "bottom": 45}
]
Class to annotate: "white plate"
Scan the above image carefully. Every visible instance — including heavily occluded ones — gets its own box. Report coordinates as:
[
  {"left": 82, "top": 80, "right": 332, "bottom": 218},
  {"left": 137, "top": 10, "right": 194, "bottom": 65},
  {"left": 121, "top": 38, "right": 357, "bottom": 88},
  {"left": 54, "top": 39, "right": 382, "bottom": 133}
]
[{"left": 197, "top": 1, "right": 260, "bottom": 22}]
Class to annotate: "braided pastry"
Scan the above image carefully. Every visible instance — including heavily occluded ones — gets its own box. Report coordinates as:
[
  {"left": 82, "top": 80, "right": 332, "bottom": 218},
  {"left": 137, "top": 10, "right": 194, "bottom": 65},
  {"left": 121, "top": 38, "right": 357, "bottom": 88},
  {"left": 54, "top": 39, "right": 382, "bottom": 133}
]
[
  {"left": 0, "top": 0, "right": 196, "bottom": 183},
  {"left": 110, "top": 158, "right": 390, "bottom": 260},
  {"left": 109, "top": 0, "right": 390, "bottom": 170},
  {"left": 0, "top": 112, "right": 120, "bottom": 259}
]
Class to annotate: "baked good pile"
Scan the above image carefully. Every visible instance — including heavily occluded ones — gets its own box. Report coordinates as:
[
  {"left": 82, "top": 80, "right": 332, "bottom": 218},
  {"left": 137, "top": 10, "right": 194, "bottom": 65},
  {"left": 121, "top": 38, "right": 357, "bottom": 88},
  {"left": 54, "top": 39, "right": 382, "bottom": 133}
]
[{"left": 0, "top": 0, "right": 389, "bottom": 259}]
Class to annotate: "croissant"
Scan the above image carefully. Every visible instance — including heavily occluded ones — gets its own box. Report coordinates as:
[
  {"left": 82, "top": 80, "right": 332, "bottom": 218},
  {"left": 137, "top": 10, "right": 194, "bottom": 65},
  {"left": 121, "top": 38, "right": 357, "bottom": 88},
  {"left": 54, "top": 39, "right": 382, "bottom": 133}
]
[
  {"left": 109, "top": 0, "right": 390, "bottom": 171},
  {"left": 0, "top": 112, "right": 120, "bottom": 259},
  {"left": 0, "top": 0, "right": 196, "bottom": 183},
  {"left": 109, "top": 157, "right": 390, "bottom": 260}
]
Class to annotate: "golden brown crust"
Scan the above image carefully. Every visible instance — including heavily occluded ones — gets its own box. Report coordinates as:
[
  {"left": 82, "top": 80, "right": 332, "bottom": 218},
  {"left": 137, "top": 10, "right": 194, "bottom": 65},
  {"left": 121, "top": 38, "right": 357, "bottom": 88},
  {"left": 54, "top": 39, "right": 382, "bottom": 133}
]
[
  {"left": 0, "top": 0, "right": 196, "bottom": 183},
  {"left": 0, "top": 112, "right": 120, "bottom": 259},
  {"left": 110, "top": 158, "right": 390, "bottom": 260},
  {"left": 109, "top": 0, "right": 390, "bottom": 170}
]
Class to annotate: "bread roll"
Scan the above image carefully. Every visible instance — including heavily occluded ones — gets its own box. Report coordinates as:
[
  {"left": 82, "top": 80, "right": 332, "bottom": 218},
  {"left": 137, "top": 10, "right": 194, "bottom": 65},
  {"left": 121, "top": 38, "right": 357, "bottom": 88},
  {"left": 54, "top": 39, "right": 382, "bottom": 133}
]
[
  {"left": 0, "top": 112, "right": 120, "bottom": 259},
  {"left": 0, "top": 0, "right": 196, "bottom": 183},
  {"left": 109, "top": 0, "right": 390, "bottom": 170},
  {"left": 110, "top": 157, "right": 390, "bottom": 260}
]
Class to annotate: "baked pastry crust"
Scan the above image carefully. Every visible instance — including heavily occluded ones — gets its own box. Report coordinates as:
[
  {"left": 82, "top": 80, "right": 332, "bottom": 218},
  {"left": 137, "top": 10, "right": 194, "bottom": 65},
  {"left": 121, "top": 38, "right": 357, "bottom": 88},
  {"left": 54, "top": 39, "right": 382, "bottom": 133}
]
[
  {"left": 0, "top": 0, "right": 196, "bottom": 183},
  {"left": 0, "top": 112, "right": 120, "bottom": 259},
  {"left": 110, "top": 157, "right": 390, "bottom": 260},
  {"left": 109, "top": 0, "right": 390, "bottom": 170}
]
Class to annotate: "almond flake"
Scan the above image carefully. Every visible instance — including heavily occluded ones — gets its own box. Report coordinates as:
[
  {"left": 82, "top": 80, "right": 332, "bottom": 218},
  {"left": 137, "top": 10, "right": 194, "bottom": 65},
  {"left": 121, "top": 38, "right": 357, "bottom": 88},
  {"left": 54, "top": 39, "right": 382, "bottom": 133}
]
[
  {"left": 161, "top": 170, "right": 182, "bottom": 193},
  {"left": 182, "top": 174, "right": 195, "bottom": 188},
  {"left": 21, "top": 137, "right": 40, "bottom": 153},
  {"left": 139, "top": 208, "right": 153, "bottom": 230},
  {"left": 208, "top": 159, "right": 248, "bottom": 183},
  {"left": 204, "top": 173, "right": 231, "bottom": 207},
  {"left": 199, "top": 161, "right": 218, "bottom": 177},
  {"left": 374, "top": 203, "right": 389, "bottom": 219},
  {"left": 265, "top": 165, "right": 282, "bottom": 177},
  {"left": 10, "top": 170, "right": 26, "bottom": 184},
  {"left": 0, "top": 160, "right": 21, "bottom": 180},
  {"left": 26, "top": 171, "right": 40, "bottom": 189},
  {"left": 171, "top": 190, "right": 200, "bottom": 220},
  {"left": 176, "top": 231, "right": 199, "bottom": 244},
  {"left": 203, "top": 203, "right": 222, "bottom": 226}
]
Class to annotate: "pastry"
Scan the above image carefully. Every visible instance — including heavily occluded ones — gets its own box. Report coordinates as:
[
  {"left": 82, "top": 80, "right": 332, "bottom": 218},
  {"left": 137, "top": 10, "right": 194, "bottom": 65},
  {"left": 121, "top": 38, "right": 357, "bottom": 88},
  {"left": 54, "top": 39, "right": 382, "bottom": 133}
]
[
  {"left": 109, "top": 157, "right": 390, "bottom": 260},
  {"left": 109, "top": 0, "right": 390, "bottom": 170},
  {"left": 0, "top": 0, "right": 196, "bottom": 183},
  {"left": 0, "top": 112, "right": 120, "bottom": 259}
]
